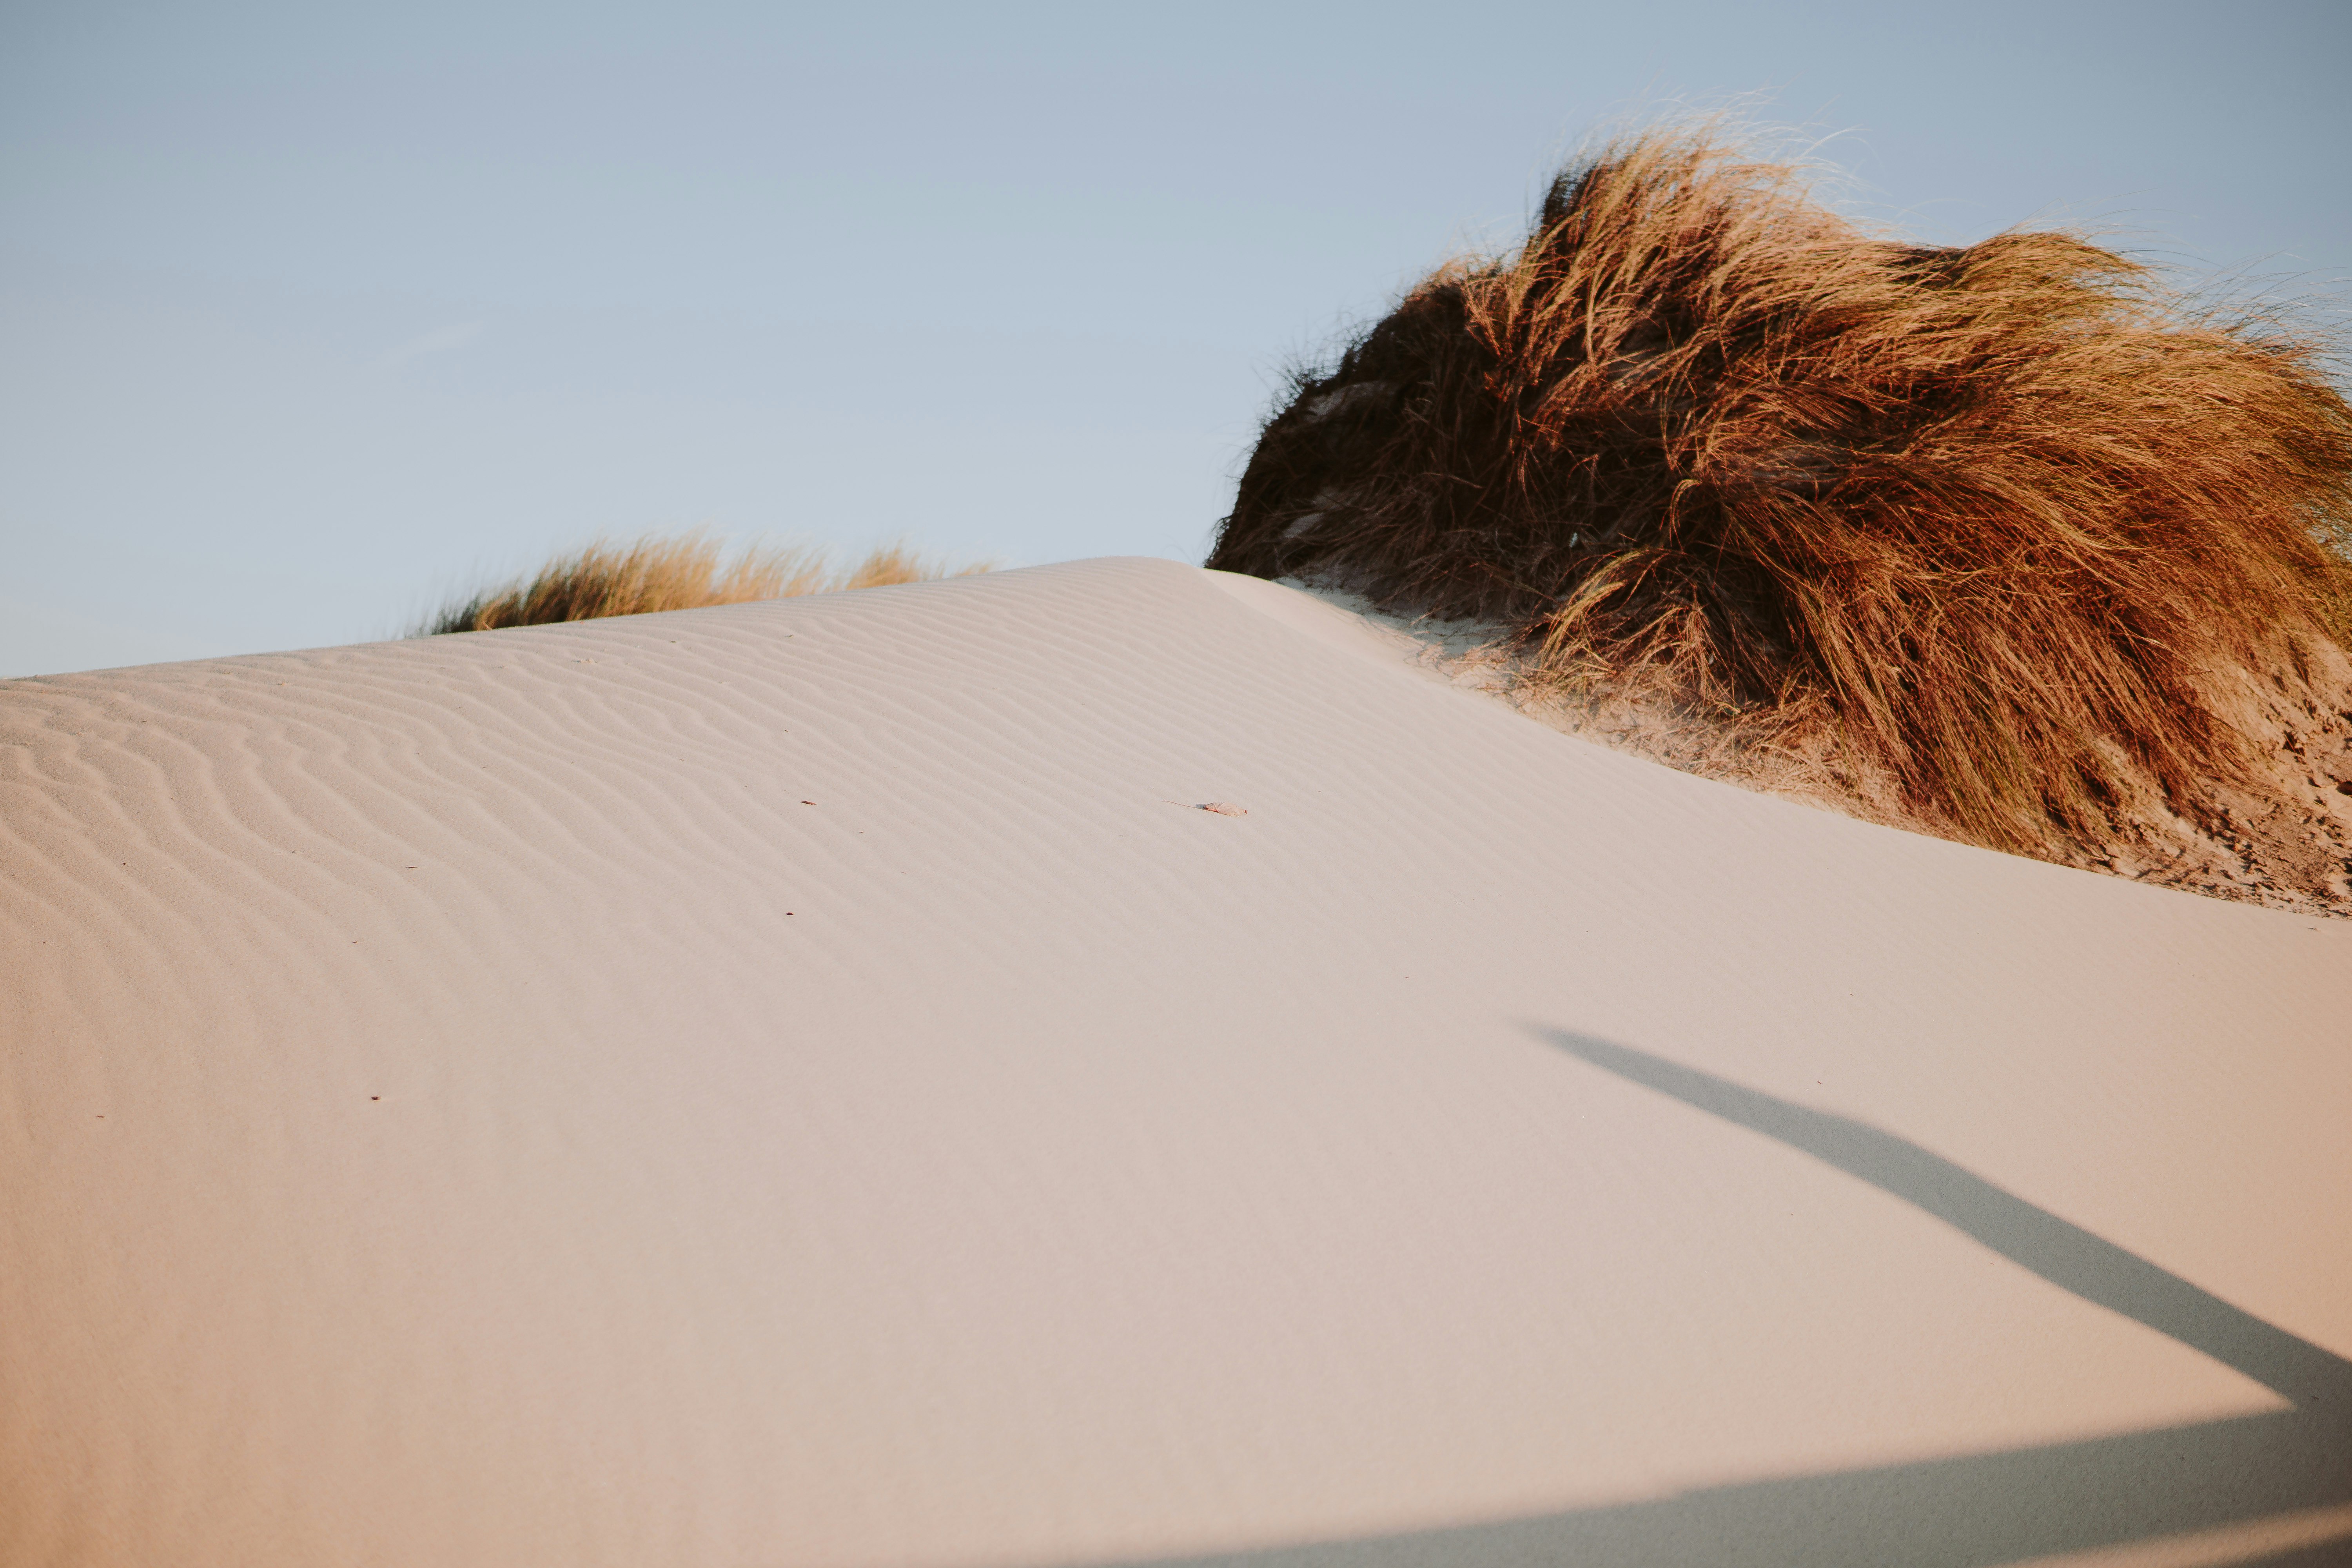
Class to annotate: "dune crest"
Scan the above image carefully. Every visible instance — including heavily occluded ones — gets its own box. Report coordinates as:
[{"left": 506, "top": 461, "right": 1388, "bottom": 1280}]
[{"left": 5, "top": 560, "right": 2348, "bottom": 1566}]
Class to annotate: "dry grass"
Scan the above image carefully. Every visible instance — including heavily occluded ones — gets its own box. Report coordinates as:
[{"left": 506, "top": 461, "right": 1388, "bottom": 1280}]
[
  {"left": 1209, "top": 122, "right": 2352, "bottom": 855},
  {"left": 419, "top": 531, "right": 989, "bottom": 635}
]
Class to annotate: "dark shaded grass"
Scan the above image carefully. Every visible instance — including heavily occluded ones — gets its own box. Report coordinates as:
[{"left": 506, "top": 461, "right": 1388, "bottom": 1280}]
[{"left": 1209, "top": 124, "right": 2352, "bottom": 851}]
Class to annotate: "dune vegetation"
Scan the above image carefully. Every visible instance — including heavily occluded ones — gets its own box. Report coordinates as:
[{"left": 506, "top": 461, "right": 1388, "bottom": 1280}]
[
  {"left": 1210, "top": 121, "right": 2352, "bottom": 906},
  {"left": 419, "top": 530, "right": 989, "bottom": 635}
]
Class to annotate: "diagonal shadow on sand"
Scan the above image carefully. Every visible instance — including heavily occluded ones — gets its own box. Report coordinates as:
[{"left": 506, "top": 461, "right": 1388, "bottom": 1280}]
[
  {"left": 1547, "top": 1033, "right": 2352, "bottom": 1416},
  {"left": 1068, "top": 1033, "right": 2352, "bottom": 1568}
]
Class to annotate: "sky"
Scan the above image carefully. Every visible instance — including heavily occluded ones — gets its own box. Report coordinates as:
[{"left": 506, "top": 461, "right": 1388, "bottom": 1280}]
[{"left": 3, "top": 0, "right": 2348, "bottom": 677}]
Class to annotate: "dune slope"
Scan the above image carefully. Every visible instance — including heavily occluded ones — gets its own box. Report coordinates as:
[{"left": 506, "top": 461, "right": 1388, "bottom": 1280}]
[{"left": 4, "top": 558, "right": 2348, "bottom": 1567}]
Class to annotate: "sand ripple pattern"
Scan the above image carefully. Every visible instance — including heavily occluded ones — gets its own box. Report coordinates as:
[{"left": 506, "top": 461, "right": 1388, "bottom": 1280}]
[{"left": 4, "top": 559, "right": 2348, "bottom": 1566}]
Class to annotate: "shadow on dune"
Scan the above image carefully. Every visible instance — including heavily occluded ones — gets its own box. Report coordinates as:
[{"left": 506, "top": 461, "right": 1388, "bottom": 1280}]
[
  {"left": 1072, "top": 1034, "right": 2352, "bottom": 1568},
  {"left": 1545, "top": 1033, "right": 2352, "bottom": 1418}
]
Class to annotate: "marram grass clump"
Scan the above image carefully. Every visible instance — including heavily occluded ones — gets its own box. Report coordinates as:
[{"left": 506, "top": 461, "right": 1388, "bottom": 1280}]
[
  {"left": 419, "top": 531, "right": 989, "bottom": 635},
  {"left": 1209, "top": 123, "right": 2352, "bottom": 855}
]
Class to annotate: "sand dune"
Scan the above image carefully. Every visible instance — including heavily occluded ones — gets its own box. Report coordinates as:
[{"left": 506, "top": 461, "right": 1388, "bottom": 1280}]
[{"left": 5, "top": 559, "right": 2348, "bottom": 1567}]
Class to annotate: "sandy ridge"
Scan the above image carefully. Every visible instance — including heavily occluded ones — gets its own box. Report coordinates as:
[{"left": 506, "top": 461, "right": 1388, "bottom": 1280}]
[{"left": 4, "top": 558, "right": 2348, "bottom": 1566}]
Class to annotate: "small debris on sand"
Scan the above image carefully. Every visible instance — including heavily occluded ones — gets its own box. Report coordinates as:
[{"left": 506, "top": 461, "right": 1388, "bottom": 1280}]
[{"left": 1198, "top": 802, "right": 1247, "bottom": 817}]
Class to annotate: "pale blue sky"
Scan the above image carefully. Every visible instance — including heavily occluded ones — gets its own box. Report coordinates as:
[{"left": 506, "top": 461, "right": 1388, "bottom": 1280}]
[{"left": 4, "top": 0, "right": 2347, "bottom": 676}]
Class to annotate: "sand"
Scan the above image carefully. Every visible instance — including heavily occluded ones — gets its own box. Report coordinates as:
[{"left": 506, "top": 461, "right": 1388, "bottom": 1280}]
[
  {"left": 5, "top": 558, "right": 2348, "bottom": 1567},
  {"left": 1272, "top": 579, "right": 2352, "bottom": 920}
]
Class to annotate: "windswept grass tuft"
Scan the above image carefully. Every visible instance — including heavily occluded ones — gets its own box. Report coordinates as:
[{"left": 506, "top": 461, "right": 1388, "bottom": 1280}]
[
  {"left": 419, "top": 531, "right": 989, "bottom": 635},
  {"left": 1209, "top": 122, "right": 2352, "bottom": 853}
]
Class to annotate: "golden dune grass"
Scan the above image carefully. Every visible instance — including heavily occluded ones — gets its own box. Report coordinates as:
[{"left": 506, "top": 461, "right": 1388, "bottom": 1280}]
[
  {"left": 1208, "top": 122, "right": 2352, "bottom": 855},
  {"left": 420, "top": 532, "right": 989, "bottom": 635}
]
